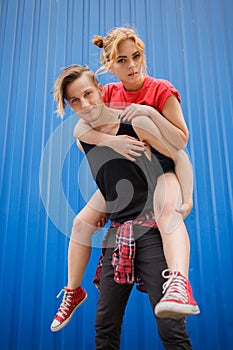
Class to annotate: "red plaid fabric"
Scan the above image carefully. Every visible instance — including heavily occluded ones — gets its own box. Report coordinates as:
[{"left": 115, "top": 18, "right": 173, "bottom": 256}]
[{"left": 93, "top": 212, "right": 158, "bottom": 293}]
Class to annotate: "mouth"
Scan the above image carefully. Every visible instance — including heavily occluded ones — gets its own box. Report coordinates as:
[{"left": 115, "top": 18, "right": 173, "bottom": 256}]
[
  {"left": 128, "top": 71, "right": 138, "bottom": 77},
  {"left": 81, "top": 107, "right": 95, "bottom": 114}
]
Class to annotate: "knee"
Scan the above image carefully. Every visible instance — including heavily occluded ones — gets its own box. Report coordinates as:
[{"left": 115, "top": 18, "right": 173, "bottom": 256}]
[
  {"left": 155, "top": 197, "right": 176, "bottom": 220},
  {"left": 154, "top": 174, "right": 181, "bottom": 221},
  {"left": 72, "top": 215, "right": 83, "bottom": 231},
  {"left": 71, "top": 215, "right": 95, "bottom": 243},
  {"left": 72, "top": 214, "right": 96, "bottom": 232}
]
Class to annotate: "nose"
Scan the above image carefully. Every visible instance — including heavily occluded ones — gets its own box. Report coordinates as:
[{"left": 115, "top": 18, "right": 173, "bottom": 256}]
[
  {"left": 128, "top": 59, "right": 136, "bottom": 68},
  {"left": 80, "top": 97, "right": 90, "bottom": 109}
]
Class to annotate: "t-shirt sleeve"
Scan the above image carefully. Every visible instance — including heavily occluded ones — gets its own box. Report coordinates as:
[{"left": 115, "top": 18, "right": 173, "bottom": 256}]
[
  {"left": 156, "top": 80, "right": 181, "bottom": 112},
  {"left": 103, "top": 84, "right": 111, "bottom": 104}
]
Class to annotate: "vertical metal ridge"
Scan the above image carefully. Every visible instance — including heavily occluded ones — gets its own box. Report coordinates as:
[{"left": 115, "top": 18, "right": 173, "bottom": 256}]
[{"left": 0, "top": 1, "right": 232, "bottom": 349}]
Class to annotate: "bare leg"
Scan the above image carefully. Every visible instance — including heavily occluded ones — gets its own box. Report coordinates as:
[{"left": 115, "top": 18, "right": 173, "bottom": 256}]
[
  {"left": 50, "top": 190, "right": 107, "bottom": 332},
  {"left": 133, "top": 118, "right": 193, "bottom": 215},
  {"left": 68, "top": 243, "right": 91, "bottom": 289},
  {"left": 174, "top": 150, "right": 193, "bottom": 216},
  {"left": 68, "top": 190, "right": 106, "bottom": 289},
  {"left": 153, "top": 173, "right": 190, "bottom": 278},
  {"left": 153, "top": 175, "right": 200, "bottom": 318}
]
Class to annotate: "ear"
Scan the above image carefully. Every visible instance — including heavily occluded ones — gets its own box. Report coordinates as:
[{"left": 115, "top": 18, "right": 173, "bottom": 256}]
[
  {"left": 109, "top": 66, "right": 114, "bottom": 74},
  {"left": 98, "top": 83, "right": 104, "bottom": 95}
]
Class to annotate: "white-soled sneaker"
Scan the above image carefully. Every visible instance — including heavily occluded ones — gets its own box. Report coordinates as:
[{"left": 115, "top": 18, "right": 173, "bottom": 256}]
[
  {"left": 155, "top": 269, "right": 200, "bottom": 318},
  {"left": 50, "top": 286, "right": 87, "bottom": 332}
]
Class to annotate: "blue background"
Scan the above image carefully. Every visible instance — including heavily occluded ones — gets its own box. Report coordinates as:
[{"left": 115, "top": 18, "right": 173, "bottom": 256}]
[{"left": 0, "top": 0, "right": 233, "bottom": 349}]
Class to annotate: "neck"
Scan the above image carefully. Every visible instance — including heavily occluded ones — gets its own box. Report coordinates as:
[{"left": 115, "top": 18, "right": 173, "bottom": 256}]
[
  {"left": 124, "top": 74, "right": 145, "bottom": 92},
  {"left": 90, "top": 105, "right": 120, "bottom": 134}
]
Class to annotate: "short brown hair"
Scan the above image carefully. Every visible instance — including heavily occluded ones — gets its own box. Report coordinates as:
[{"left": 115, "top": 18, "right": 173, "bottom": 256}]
[{"left": 54, "top": 65, "right": 98, "bottom": 117}]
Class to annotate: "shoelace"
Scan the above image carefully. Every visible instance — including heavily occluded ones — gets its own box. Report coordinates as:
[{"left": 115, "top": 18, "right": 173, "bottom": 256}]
[
  {"left": 56, "top": 289, "right": 74, "bottom": 320},
  {"left": 161, "top": 269, "right": 188, "bottom": 303}
]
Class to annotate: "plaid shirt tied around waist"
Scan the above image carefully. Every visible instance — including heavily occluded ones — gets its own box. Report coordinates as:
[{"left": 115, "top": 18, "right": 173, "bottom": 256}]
[{"left": 93, "top": 211, "right": 158, "bottom": 293}]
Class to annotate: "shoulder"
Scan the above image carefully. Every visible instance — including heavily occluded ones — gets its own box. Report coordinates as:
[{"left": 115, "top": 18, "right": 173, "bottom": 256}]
[
  {"left": 103, "top": 82, "right": 124, "bottom": 105},
  {"left": 145, "top": 76, "right": 177, "bottom": 90},
  {"left": 73, "top": 119, "right": 90, "bottom": 139},
  {"left": 145, "top": 76, "right": 181, "bottom": 109},
  {"left": 103, "top": 82, "right": 122, "bottom": 94}
]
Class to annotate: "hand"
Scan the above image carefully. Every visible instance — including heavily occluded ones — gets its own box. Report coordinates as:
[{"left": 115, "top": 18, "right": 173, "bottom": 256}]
[
  {"left": 119, "top": 104, "right": 152, "bottom": 122},
  {"left": 176, "top": 198, "right": 193, "bottom": 218},
  {"left": 105, "top": 135, "right": 146, "bottom": 161},
  {"left": 96, "top": 215, "right": 109, "bottom": 230}
]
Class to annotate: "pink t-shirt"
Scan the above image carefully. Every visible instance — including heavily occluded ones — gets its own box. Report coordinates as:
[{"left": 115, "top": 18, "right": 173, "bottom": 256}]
[{"left": 103, "top": 76, "right": 180, "bottom": 113}]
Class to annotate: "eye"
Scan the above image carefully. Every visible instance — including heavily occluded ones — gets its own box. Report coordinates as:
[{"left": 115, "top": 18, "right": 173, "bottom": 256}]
[
  {"left": 117, "top": 58, "right": 126, "bottom": 64},
  {"left": 133, "top": 53, "right": 141, "bottom": 60},
  {"left": 83, "top": 91, "right": 92, "bottom": 99},
  {"left": 70, "top": 97, "right": 79, "bottom": 104}
]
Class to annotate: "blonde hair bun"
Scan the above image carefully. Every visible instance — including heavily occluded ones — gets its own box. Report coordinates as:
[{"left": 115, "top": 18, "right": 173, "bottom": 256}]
[{"left": 93, "top": 35, "right": 104, "bottom": 48}]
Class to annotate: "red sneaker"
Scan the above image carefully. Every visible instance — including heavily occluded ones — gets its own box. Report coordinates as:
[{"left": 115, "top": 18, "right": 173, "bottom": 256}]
[
  {"left": 50, "top": 286, "right": 87, "bottom": 332},
  {"left": 154, "top": 269, "right": 200, "bottom": 318}
]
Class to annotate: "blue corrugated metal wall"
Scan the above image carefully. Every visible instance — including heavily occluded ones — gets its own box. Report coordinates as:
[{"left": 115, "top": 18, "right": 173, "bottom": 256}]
[{"left": 0, "top": 0, "right": 232, "bottom": 349}]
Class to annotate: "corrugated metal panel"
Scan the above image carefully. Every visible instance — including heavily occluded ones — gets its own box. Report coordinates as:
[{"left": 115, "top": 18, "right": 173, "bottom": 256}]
[{"left": 0, "top": 0, "right": 232, "bottom": 349}]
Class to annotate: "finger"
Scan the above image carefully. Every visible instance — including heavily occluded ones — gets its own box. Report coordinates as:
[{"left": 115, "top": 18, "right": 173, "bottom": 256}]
[
  {"left": 118, "top": 110, "right": 127, "bottom": 119},
  {"left": 119, "top": 108, "right": 134, "bottom": 120},
  {"left": 130, "top": 138, "right": 145, "bottom": 145},
  {"left": 124, "top": 136, "right": 145, "bottom": 146},
  {"left": 121, "top": 112, "right": 135, "bottom": 122},
  {"left": 129, "top": 144, "right": 146, "bottom": 152},
  {"left": 121, "top": 105, "right": 138, "bottom": 120},
  {"left": 124, "top": 112, "right": 136, "bottom": 121},
  {"left": 101, "top": 217, "right": 107, "bottom": 226},
  {"left": 125, "top": 135, "right": 139, "bottom": 141},
  {"left": 130, "top": 147, "right": 146, "bottom": 153},
  {"left": 128, "top": 147, "right": 145, "bottom": 154},
  {"left": 129, "top": 150, "right": 144, "bottom": 157},
  {"left": 124, "top": 153, "right": 137, "bottom": 161}
]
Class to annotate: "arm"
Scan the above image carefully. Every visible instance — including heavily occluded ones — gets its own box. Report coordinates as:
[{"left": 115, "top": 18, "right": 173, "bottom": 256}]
[
  {"left": 74, "top": 120, "right": 119, "bottom": 152},
  {"left": 119, "top": 96, "right": 189, "bottom": 150},
  {"left": 74, "top": 119, "right": 116, "bottom": 145},
  {"left": 74, "top": 119, "right": 146, "bottom": 162},
  {"left": 161, "top": 95, "right": 189, "bottom": 148}
]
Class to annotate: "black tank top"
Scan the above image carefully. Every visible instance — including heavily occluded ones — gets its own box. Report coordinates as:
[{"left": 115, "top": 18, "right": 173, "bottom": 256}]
[{"left": 80, "top": 122, "right": 162, "bottom": 223}]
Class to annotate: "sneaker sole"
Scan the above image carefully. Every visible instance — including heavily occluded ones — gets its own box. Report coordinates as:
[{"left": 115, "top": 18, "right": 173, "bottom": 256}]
[
  {"left": 50, "top": 293, "right": 88, "bottom": 332},
  {"left": 155, "top": 301, "right": 200, "bottom": 319}
]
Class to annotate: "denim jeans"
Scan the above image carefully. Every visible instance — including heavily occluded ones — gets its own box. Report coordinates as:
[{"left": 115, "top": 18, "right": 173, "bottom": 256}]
[{"left": 95, "top": 226, "right": 192, "bottom": 350}]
